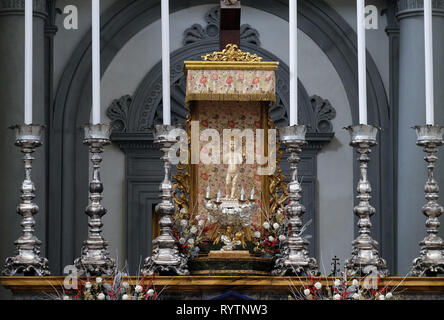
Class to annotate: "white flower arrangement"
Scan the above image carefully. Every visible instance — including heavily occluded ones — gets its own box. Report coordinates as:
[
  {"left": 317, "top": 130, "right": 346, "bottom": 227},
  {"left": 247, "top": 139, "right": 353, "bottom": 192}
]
[
  {"left": 288, "top": 274, "right": 397, "bottom": 301},
  {"left": 56, "top": 271, "right": 160, "bottom": 301},
  {"left": 173, "top": 206, "right": 213, "bottom": 258},
  {"left": 97, "top": 293, "right": 106, "bottom": 300},
  {"left": 135, "top": 285, "right": 143, "bottom": 293}
]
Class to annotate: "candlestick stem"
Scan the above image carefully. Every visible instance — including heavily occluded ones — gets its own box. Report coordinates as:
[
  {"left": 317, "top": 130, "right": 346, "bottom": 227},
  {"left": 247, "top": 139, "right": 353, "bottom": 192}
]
[
  {"left": 141, "top": 125, "right": 189, "bottom": 276},
  {"left": 3, "top": 125, "right": 50, "bottom": 276},
  {"left": 412, "top": 125, "right": 444, "bottom": 276},
  {"left": 272, "top": 125, "right": 319, "bottom": 276},
  {"left": 344, "top": 125, "right": 388, "bottom": 276},
  {"left": 74, "top": 124, "right": 115, "bottom": 276}
]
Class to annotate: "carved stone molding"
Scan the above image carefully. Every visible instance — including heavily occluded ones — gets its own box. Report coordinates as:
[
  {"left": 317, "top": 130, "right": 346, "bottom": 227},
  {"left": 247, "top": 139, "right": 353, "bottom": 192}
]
[
  {"left": 0, "top": 0, "right": 48, "bottom": 17},
  {"left": 108, "top": 94, "right": 335, "bottom": 138},
  {"left": 107, "top": 95, "right": 132, "bottom": 133},
  {"left": 383, "top": 0, "right": 400, "bottom": 30},
  {"left": 397, "top": 0, "right": 444, "bottom": 19},
  {"left": 311, "top": 95, "right": 336, "bottom": 134},
  {"left": 109, "top": 133, "right": 157, "bottom": 151}
]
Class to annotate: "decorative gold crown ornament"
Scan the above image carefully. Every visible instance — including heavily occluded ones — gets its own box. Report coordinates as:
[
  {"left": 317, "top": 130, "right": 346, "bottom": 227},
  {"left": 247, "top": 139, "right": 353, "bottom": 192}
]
[{"left": 202, "top": 44, "right": 263, "bottom": 62}]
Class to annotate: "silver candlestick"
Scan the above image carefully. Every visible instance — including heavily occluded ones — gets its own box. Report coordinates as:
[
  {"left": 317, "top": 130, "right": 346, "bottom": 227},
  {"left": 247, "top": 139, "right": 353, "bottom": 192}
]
[
  {"left": 272, "top": 125, "right": 319, "bottom": 276},
  {"left": 74, "top": 124, "right": 116, "bottom": 276},
  {"left": 3, "top": 124, "right": 50, "bottom": 276},
  {"left": 141, "top": 124, "right": 189, "bottom": 276},
  {"left": 344, "top": 124, "right": 388, "bottom": 276},
  {"left": 412, "top": 125, "right": 444, "bottom": 276}
]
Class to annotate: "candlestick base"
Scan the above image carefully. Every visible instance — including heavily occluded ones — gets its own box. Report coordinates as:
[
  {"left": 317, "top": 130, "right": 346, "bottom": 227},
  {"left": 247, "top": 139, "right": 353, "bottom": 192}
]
[
  {"left": 412, "top": 125, "right": 444, "bottom": 277},
  {"left": 141, "top": 125, "right": 189, "bottom": 276},
  {"left": 271, "top": 125, "right": 320, "bottom": 277},
  {"left": 344, "top": 125, "right": 389, "bottom": 277},
  {"left": 74, "top": 124, "right": 116, "bottom": 276},
  {"left": 2, "top": 124, "right": 50, "bottom": 277}
]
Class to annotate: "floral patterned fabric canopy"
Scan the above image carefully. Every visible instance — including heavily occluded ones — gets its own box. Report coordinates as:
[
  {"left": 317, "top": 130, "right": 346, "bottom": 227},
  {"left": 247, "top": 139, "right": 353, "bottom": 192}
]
[{"left": 184, "top": 45, "right": 278, "bottom": 106}]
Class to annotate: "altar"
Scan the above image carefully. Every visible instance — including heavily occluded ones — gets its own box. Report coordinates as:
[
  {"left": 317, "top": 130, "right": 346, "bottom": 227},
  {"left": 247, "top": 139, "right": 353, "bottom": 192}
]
[
  {"left": 2, "top": 42, "right": 444, "bottom": 300},
  {"left": 4, "top": 0, "right": 444, "bottom": 303},
  {"left": 2, "top": 276, "right": 444, "bottom": 300}
]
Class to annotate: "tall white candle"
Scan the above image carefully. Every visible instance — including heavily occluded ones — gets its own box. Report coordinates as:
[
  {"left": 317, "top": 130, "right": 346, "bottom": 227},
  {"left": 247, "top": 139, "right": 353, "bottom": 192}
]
[
  {"left": 24, "top": 0, "right": 33, "bottom": 125},
  {"left": 161, "top": 0, "right": 171, "bottom": 126},
  {"left": 289, "top": 0, "right": 298, "bottom": 126},
  {"left": 424, "top": 0, "right": 434, "bottom": 125},
  {"left": 357, "top": 0, "right": 367, "bottom": 125},
  {"left": 92, "top": 0, "right": 101, "bottom": 124}
]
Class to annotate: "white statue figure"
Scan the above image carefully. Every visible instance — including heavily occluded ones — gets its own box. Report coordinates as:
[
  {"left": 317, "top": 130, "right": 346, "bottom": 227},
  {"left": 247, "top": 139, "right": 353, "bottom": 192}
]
[{"left": 224, "top": 139, "right": 243, "bottom": 198}]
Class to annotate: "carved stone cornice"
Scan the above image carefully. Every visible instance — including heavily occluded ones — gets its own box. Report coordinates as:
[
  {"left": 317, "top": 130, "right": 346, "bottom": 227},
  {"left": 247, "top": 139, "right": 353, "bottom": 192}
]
[
  {"left": 107, "top": 95, "right": 132, "bottom": 133},
  {"left": 397, "top": 0, "right": 444, "bottom": 19},
  {"left": 110, "top": 133, "right": 157, "bottom": 152},
  {"left": 383, "top": 0, "right": 400, "bottom": 31},
  {"left": 305, "top": 133, "right": 335, "bottom": 151},
  {"left": 0, "top": 0, "right": 48, "bottom": 18}
]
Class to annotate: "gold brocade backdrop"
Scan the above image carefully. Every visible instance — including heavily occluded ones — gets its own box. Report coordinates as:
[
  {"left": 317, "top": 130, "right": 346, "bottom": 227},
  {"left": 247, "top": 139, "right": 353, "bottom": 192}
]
[{"left": 194, "top": 101, "right": 265, "bottom": 228}]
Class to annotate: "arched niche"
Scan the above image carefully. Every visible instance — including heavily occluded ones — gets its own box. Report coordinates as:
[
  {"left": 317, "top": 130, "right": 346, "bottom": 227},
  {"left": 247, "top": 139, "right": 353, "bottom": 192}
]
[{"left": 105, "top": 10, "right": 336, "bottom": 271}]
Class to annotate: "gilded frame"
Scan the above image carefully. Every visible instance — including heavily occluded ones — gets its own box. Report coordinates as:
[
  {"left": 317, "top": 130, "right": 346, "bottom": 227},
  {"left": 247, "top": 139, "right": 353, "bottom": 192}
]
[{"left": 173, "top": 45, "right": 287, "bottom": 225}]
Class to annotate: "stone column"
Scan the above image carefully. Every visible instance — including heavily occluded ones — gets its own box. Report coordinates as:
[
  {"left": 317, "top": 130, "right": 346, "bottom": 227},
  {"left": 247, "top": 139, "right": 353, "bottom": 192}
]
[
  {"left": 396, "top": 0, "right": 444, "bottom": 276},
  {"left": 0, "top": 1, "right": 48, "bottom": 277}
]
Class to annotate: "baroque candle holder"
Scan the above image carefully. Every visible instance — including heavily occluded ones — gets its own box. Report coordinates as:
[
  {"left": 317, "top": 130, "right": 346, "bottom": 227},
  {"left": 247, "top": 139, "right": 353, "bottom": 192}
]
[
  {"left": 272, "top": 125, "right": 319, "bottom": 276},
  {"left": 412, "top": 125, "right": 444, "bottom": 276},
  {"left": 2, "top": 124, "right": 50, "bottom": 276},
  {"left": 74, "top": 124, "right": 116, "bottom": 276},
  {"left": 141, "top": 124, "right": 189, "bottom": 276},
  {"left": 344, "top": 124, "right": 388, "bottom": 277}
]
